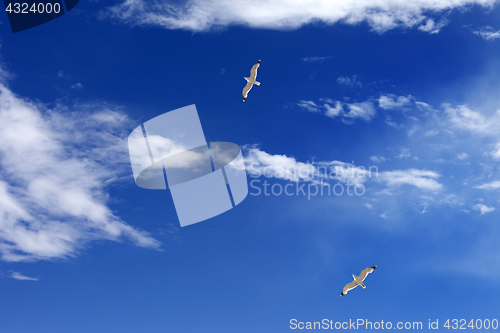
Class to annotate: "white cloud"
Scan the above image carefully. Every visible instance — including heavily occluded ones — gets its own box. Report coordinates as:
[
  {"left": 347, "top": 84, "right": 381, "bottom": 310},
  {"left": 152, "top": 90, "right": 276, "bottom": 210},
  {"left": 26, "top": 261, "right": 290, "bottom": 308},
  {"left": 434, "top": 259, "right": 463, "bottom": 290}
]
[
  {"left": 379, "top": 169, "right": 443, "bottom": 191},
  {"left": 441, "top": 194, "right": 464, "bottom": 207},
  {"left": 242, "top": 146, "right": 448, "bottom": 195},
  {"left": 474, "top": 203, "right": 495, "bottom": 215},
  {"left": 475, "top": 181, "right": 500, "bottom": 190},
  {"left": 444, "top": 104, "right": 499, "bottom": 135},
  {"left": 297, "top": 100, "right": 320, "bottom": 113},
  {"left": 343, "top": 101, "right": 376, "bottom": 122},
  {"left": 418, "top": 18, "right": 448, "bottom": 34},
  {"left": 299, "top": 99, "right": 376, "bottom": 123},
  {"left": 302, "top": 56, "right": 330, "bottom": 63},
  {"left": 424, "top": 130, "right": 439, "bottom": 137},
  {"left": 491, "top": 143, "right": 500, "bottom": 159},
  {"left": 337, "top": 76, "right": 362, "bottom": 87},
  {"left": 396, "top": 148, "right": 411, "bottom": 159},
  {"left": 370, "top": 155, "right": 386, "bottom": 163},
  {"left": 457, "top": 152, "right": 469, "bottom": 160},
  {"left": 103, "top": 0, "right": 497, "bottom": 33},
  {"left": 9, "top": 271, "right": 38, "bottom": 281},
  {"left": 0, "top": 83, "right": 160, "bottom": 262},
  {"left": 71, "top": 83, "right": 84, "bottom": 90},
  {"left": 384, "top": 115, "right": 405, "bottom": 130},
  {"left": 378, "top": 94, "right": 413, "bottom": 110},
  {"left": 243, "top": 145, "right": 315, "bottom": 182},
  {"left": 472, "top": 26, "right": 500, "bottom": 40},
  {"left": 243, "top": 145, "right": 369, "bottom": 185},
  {"left": 323, "top": 101, "right": 343, "bottom": 118}
]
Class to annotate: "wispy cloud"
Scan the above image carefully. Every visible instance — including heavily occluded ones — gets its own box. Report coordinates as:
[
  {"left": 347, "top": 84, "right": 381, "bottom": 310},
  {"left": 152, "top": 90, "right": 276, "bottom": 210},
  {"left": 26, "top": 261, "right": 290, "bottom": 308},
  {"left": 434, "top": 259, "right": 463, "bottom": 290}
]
[
  {"left": 444, "top": 104, "right": 498, "bottom": 135},
  {"left": 302, "top": 56, "right": 331, "bottom": 63},
  {"left": 370, "top": 155, "right": 386, "bottom": 163},
  {"left": 243, "top": 145, "right": 368, "bottom": 185},
  {"left": 297, "top": 100, "right": 320, "bottom": 113},
  {"left": 102, "top": 0, "right": 495, "bottom": 33},
  {"left": 474, "top": 203, "right": 495, "bottom": 215},
  {"left": 324, "top": 101, "right": 343, "bottom": 118},
  {"left": 8, "top": 271, "right": 38, "bottom": 281},
  {"left": 475, "top": 181, "right": 500, "bottom": 190},
  {"left": 71, "top": 83, "right": 84, "bottom": 90},
  {"left": 0, "top": 82, "right": 160, "bottom": 262},
  {"left": 396, "top": 148, "right": 411, "bottom": 159},
  {"left": 298, "top": 99, "right": 376, "bottom": 123},
  {"left": 441, "top": 194, "right": 464, "bottom": 207},
  {"left": 378, "top": 94, "right": 413, "bottom": 110},
  {"left": 418, "top": 18, "right": 448, "bottom": 34},
  {"left": 378, "top": 169, "right": 443, "bottom": 192},
  {"left": 343, "top": 101, "right": 376, "bottom": 122},
  {"left": 472, "top": 26, "right": 500, "bottom": 40},
  {"left": 337, "top": 76, "right": 362, "bottom": 87},
  {"left": 491, "top": 143, "right": 500, "bottom": 159},
  {"left": 442, "top": 106, "right": 500, "bottom": 158},
  {"left": 243, "top": 145, "right": 444, "bottom": 194}
]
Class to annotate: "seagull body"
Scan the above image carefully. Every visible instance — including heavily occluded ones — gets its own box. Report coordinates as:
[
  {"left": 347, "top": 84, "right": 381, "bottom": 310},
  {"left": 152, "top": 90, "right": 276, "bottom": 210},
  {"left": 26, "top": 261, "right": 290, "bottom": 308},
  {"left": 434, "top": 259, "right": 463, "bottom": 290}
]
[
  {"left": 341, "top": 266, "right": 377, "bottom": 297},
  {"left": 242, "top": 60, "right": 261, "bottom": 101}
]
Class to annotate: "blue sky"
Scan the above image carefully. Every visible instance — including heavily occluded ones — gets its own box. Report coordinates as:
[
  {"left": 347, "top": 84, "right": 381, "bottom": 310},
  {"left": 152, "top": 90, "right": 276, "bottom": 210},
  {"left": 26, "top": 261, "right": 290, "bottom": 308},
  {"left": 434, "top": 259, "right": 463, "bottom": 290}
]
[{"left": 2, "top": 0, "right": 500, "bottom": 332}]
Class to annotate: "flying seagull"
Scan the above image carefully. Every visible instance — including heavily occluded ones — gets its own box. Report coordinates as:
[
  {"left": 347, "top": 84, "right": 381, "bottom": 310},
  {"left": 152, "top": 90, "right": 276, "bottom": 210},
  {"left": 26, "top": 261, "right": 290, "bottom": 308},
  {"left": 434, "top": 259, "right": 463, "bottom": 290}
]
[
  {"left": 242, "top": 60, "right": 261, "bottom": 101},
  {"left": 341, "top": 266, "right": 377, "bottom": 297}
]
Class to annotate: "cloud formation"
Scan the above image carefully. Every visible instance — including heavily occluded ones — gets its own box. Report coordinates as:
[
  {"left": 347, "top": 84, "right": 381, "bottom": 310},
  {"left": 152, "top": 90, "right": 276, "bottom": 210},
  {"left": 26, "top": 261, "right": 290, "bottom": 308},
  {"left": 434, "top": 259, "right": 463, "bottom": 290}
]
[
  {"left": 0, "top": 83, "right": 160, "bottom": 262},
  {"left": 444, "top": 104, "right": 499, "bottom": 135},
  {"left": 417, "top": 18, "right": 448, "bottom": 34},
  {"left": 298, "top": 99, "right": 376, "bottom": 123},
  {"left": 243, "top": 145, "right": 379, "bottom": 186},
  {"left": 71, "top": 83, "right": 84, "bottom": 90},
  {"left": 302, "top": 56, "right": 331, "bottom": 63},
  {"left": 103, "top": 0, "right": 497, "bottom": 33},
  {"left": 378, "top": 169, "right": 443, "bottom": 191},
  {"left": 378, "top": 94, "right": 413, "bottom": 110},
  {"left": 475, "top": 181, "right": 500, "bottom": 190},
  {"left": 472, "top": 26, "right": 500, "bottom": 40},
  {"left": 242, "top": 145, "right": 443, "bottom": 192},
  {"left": 297, "top": 100, "right": 320, "bottom": 113},
  {"left": 474, "top": 203, "right": 495, "bottom": 214},
  {"left": 337, "top": 76, "right": 362, "bottom": 87},
  {"left": 8, "top": 271, "right": 38, "bottom": 281}
]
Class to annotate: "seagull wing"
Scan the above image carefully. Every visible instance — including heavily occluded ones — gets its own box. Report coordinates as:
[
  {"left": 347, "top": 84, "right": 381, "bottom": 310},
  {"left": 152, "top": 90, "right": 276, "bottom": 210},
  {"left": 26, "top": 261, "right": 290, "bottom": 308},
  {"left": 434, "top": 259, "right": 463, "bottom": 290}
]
[
  {"left": 250, "top": 60, "right": 260, "bottom": 80},
  {"left": 242, "top": 81, "right": 253, "bottom": 101},
  {"left": 359, "top": 266, "right": 377, "bottom": 282},
  {"left": 341, "top": 281, "right": 359, "bottom": 297}
]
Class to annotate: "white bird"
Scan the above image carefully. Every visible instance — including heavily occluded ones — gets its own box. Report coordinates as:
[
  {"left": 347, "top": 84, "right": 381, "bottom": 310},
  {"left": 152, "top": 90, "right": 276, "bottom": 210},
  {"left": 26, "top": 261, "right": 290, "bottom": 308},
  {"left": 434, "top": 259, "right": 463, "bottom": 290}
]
[
  {"left": 341, "top": 266, "right": 377, "bottom": 297},
  {"left": 242, "top": 60, "right": 261, "bottom": 101}
]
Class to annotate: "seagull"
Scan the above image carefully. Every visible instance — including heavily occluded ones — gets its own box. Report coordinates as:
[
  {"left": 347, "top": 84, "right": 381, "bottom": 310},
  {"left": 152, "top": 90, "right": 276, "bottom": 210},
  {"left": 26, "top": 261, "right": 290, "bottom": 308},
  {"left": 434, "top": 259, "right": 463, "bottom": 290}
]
[
  {"left": 341, "top": 266, "right": 377, "bottom": 297},
  {"left": 242, "top": 60, "right": 261, "bottom": 101}
]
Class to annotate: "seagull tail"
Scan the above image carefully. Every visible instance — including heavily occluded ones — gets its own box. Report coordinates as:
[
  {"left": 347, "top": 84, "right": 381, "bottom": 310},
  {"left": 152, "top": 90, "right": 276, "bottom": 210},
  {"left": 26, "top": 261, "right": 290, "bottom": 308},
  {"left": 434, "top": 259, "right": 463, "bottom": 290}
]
[{"left": 254, "top": 81, "right": 261, "bottom": 86}]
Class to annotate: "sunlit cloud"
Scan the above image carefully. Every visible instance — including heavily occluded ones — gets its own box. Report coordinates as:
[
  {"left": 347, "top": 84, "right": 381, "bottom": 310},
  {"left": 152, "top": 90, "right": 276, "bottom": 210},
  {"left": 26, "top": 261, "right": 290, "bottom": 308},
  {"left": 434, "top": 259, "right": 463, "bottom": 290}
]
[
  {"left": 103, "top": 0, "right": 497, "bottom": 33},
  {"left": 0, "top": 82, "right": 160, "bottom": 262}
]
